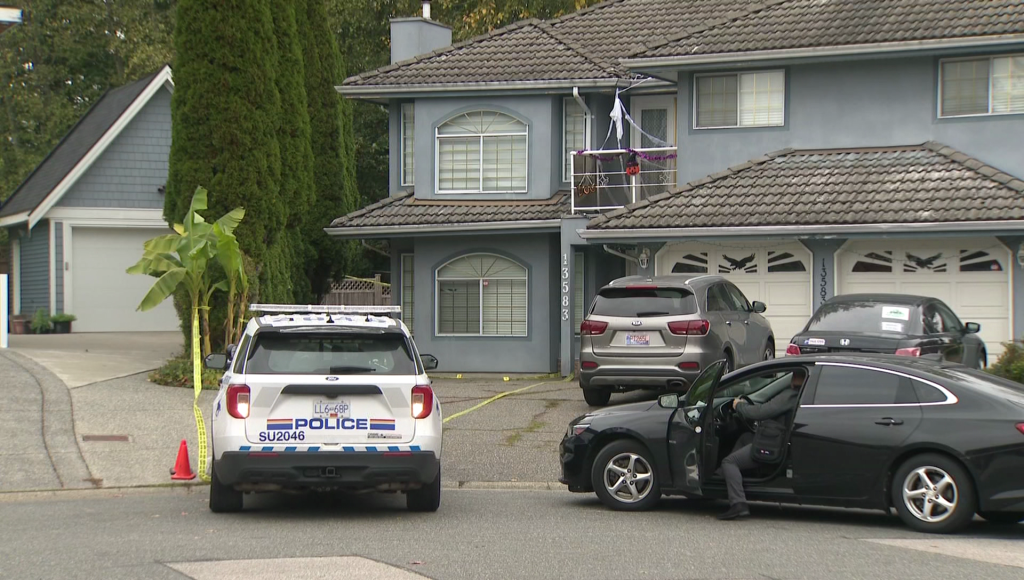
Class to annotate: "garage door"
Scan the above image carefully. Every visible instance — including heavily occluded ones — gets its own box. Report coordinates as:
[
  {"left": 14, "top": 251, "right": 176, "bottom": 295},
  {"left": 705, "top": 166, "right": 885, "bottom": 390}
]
[
  {"left": 70, "top": 227, "right": 180, "bottom": 332},
  {"left": 656, "top": 242, "right": 812, "bottom": 354},
  {"left": 838, "top": 238, "right": 1010, "bottom": 363}
]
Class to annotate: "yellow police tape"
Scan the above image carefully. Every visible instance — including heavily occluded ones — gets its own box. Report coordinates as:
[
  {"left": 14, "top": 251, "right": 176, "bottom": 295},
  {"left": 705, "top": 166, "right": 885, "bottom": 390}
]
[
  {"left": 441, "top": 374, "right": 572, "bottom": 424},
  {"left": 191, "top": 310, "right": 210, "bottom": 482}
]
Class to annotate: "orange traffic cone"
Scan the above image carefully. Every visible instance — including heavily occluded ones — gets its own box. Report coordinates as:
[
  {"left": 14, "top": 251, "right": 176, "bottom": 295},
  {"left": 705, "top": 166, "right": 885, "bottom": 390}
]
[{"left": 170, "top": 439, "right": 196, "bottom": 480}]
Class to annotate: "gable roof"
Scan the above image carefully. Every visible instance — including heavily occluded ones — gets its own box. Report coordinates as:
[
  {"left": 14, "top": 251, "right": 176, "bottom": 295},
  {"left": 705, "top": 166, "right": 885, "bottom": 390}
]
[
  {"left": 630, "top": 0, "right": 1024, "bottom": 63},
  {"left": 326, "top": 190, "right": 568, "bottom": 238},
  {"left": 584, "top": 142, "right": 1024, "bottom": 237},
  {"left": 0, "top": 65, "right": 173, "bottom": 228}
]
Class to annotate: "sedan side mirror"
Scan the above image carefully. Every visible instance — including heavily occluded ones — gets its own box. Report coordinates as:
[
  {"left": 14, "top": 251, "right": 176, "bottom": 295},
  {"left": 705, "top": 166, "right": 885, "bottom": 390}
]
[
  {"left": 420, "top": 354, "right": 439, "bottom": 371},
  {"left": 658, "top": 393, "right": 680, "bottom": 409},
  {"left": 204, "top": 353, "right": 228, "bottom": 371},
  {"left": 752, "top": 301, "right": 767, "bottom": 313},
  {"left": 964, "top": 322, "right": 981, "bottom": 334}
]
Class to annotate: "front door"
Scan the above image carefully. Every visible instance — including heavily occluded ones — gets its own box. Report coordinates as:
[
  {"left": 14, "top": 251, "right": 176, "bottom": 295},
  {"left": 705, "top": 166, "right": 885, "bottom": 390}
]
[
  {"left": 667, "top": 360, "right": 726, "bottom": 494},
  {"left": 789, "top": 362, "right": 923, "bottom": 501}
]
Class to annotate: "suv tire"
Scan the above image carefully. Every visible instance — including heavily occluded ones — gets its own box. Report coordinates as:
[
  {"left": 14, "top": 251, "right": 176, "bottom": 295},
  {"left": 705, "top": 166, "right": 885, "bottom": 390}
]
[
  {"left": 209, "top": 462, "right": 244, "bottom": 513},
  {"left": 583, "top": 387, "right": 611, "bottom": 407},
  {"left": 407, "top": 465, "right": 441, "bottom": 512}
]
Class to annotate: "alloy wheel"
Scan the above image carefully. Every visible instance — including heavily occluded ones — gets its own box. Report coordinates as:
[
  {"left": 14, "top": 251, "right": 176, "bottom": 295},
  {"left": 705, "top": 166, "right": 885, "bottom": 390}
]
[
  {"left": 603, "top": 452, "right": 654, "bottom": 503},
  {"left": 902, "top": 466, "right": 958, "bottom": 523}
]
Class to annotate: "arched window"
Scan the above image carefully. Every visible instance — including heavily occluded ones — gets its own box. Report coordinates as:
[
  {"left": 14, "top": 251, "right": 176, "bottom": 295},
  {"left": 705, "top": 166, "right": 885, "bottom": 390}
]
[
  {"left": 436, "top": 253, "right": 527, "bottom": 336},
  {"left": 436, "top": 111, "right": 528, "bottom": 193}
]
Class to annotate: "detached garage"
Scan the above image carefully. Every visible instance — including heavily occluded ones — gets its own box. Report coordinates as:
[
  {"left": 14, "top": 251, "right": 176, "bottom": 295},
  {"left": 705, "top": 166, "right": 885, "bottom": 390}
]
[{"left": 1, "top": 66, "right": 178, "bottom": 332}]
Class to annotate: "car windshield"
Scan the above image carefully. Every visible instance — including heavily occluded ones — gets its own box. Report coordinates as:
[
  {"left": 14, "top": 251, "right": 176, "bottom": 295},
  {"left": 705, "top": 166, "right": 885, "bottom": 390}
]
[
  {"left": 716, "top": 372, "right": 796, "bottom": 401},
  {"left": 244, "top": 332, "right": 417, "bottom": 375},
  {"left": 806, "top": 301, "right": 918, "bottom": 334},
  {"left": 591, "top": 287, "right": 697, "bottom": 318}
]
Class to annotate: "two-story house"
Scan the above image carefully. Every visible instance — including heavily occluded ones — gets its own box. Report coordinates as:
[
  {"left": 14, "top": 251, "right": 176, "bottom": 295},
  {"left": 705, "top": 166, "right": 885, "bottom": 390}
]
[{"left": 329, "top": 0, "right": 1024, "bottom": 375}]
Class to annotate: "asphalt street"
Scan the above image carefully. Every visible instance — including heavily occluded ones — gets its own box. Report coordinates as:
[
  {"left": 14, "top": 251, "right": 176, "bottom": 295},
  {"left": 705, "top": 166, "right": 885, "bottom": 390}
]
[{"left": 0, "top": 486, "right": 1021, "bottom": 580}]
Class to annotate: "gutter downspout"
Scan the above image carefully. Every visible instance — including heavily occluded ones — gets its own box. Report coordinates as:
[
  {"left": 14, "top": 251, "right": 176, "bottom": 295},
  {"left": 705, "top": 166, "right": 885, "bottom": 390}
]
[
  {"left": 361, "top": 240, "right": 391, "bottom": 258},
  {"left": 603, "top": 244, "right": 639, "bottom": 266},
  {"left": 572, "top": 87, "right": 592, "bottom": 118}
]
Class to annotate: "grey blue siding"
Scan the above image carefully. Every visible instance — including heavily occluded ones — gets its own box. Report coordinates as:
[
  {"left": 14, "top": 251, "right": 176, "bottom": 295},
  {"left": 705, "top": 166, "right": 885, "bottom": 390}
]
[
  {"left": 54, "top": 221, "right": 64, "bottom": 314},
  {"left": 57, "top": 87, "right": 171, "bottom": 209},
  {"left": 18, "top": 221, "right": 50, "bottom": 315}
]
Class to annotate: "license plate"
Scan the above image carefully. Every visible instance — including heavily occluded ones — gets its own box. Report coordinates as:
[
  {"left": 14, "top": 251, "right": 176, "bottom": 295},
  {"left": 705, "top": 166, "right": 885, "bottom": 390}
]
[
  {"left": 626, "top": 333, "right": 650, "bottom": 346},
  {"left": 313, "top": 399, "right": 351, "bottom": 419}
]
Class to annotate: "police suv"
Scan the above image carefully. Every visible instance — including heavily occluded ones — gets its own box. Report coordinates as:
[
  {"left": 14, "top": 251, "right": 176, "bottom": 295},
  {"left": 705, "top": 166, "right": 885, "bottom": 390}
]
[{"left": 204, "top": 304, "right": 442, "bottom": 513}]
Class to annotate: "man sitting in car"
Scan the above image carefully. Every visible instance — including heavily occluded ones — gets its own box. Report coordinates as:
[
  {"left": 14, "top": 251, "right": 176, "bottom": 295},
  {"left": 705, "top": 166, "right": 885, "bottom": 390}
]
[{"left": 717, "top": 370, "right": 805, "bottom": 521}]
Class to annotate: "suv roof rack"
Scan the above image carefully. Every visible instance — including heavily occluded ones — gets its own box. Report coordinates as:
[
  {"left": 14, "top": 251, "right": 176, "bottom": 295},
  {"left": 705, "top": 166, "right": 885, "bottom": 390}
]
[{"left": 250, "top": 304, "right": 402, "bottom": 317}]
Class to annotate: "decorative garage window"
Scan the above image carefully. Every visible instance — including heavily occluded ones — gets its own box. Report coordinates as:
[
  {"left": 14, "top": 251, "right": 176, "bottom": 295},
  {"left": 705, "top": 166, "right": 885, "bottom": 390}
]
[
  {"left": 904, "top": 252, "right": 948, "bottom": 273},
  {"left": 401, "top": 104, "right": 415, "bottom": 186},
  {"left": 436, "top": 111, "right": 528, "bottom": 193},
  {"left": 960, "top": 249, "right": 1004, "bottom": 272},
  {"left": 436, "top": 253, "right": 527, "bottom": 337},
  {"left": 767, "top": 250, "right": 806, "bottom": 273},
  {"left": 695, "top": 71, "right": 785, "bottom": 128},
  {"left": 851, "top": 251, "right": 893, "bottom": 273},
  {"left": 718, "top": 251, "right": 757, "bottom": 274},
  {"left": 401, "top": 254, "right": 414, "bottom": 333},
  {"left": 671, "top": 252, "right": 709, "bottom": 274},
  {"left": 940, "top": 55, "right": 1024, "bottom": 117}
]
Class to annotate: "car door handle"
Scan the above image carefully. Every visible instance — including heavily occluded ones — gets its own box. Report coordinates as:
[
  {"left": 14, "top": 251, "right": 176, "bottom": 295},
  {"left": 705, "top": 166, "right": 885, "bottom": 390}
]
[
  {"left": 743, "top": 320, "right": 749, "bottom": 325},
  {"left": 875, "top": 417, "right": 904, "bottom": 426},
  {"left": 725, "top": 321, "right": 732, "bottom": 326}
]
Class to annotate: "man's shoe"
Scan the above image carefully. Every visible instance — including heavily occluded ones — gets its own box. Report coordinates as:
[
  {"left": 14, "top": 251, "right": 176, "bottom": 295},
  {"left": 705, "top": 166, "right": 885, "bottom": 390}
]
[{"left": 717, "top": 503, "right": 750, "bottom": 520}]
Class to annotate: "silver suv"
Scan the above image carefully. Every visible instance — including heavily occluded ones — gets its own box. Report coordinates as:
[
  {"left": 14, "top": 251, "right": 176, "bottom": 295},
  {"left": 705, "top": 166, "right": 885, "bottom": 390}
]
[{"left": 578, "top": 275, "right": 774, "bottom": 406}]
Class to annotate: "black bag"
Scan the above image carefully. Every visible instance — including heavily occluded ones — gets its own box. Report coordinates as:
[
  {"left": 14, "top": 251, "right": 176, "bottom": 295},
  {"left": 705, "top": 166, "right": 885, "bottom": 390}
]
[{"left": 749, "top": 419, "right": 787, "bottom": 464}]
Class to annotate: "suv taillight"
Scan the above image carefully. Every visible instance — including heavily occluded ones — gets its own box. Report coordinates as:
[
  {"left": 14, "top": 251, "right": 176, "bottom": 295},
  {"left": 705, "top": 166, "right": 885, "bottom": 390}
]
[
  {"left": 581, "top": 320, "right": 608, "bottom": 335},
  {"left": 412, "top": 385, "right": 433, "bottom": 419},
  {"left": 895, "top": 347, "right": 921, "bottom": 357},
  {"left": 667, "top": 320, "right": 710, "bottom": 336},
  {"left": 786, "top": 344, "right": 801, "bottom": 356},
  {"left": 1015, "top": 423, "right": 1024, "bottom": 435},
  {"left": 226, "top": 385, "right": 250, "bottom": 419}
]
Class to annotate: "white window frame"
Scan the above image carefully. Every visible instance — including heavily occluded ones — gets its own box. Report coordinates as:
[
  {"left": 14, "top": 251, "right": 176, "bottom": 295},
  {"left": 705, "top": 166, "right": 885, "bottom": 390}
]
[
  {"left": 434, "top": 253, "right": 529, "bottom": 337},
  {"left": 562, "top": 97, "right": 591, "bottom": 183},
  {"left": 434, "top": 110, "right": 529, "bottom": 195},
  {"left": 693, "top": 70, "right": 786, "bottom": 130},
  {"left": 400, "top": 103, "right": 415, "bottom": 186},
  {"left": 938, "top": 53, "right": 1024, "bottom": 119},
  {"left": 401, "top": 253, "right": 414, "bottom": 334}
]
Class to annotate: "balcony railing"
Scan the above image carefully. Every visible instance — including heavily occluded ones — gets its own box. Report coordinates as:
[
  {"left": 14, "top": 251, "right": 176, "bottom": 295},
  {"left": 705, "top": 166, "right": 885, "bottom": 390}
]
[{"left": 570, "top": 147, "right": 677, "bottom": 213}]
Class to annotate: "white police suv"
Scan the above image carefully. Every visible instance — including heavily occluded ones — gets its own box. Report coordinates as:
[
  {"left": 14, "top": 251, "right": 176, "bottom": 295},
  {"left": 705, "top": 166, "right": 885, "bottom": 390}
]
[{"left": 204, "top": 304, "right": 442, "bottom": 513}]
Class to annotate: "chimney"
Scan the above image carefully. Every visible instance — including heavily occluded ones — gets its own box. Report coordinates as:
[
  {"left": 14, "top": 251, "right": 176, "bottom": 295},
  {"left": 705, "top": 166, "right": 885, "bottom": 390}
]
[{"left": 390, "top": 1, "right": 452, "bottom": 64}]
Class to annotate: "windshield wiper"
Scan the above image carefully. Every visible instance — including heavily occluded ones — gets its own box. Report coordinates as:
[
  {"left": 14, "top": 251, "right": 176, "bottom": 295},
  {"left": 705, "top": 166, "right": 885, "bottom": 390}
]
[
  {"left": 635, "top": 311, "right": 670, "bottom": 317},
  {"left": 328, "top": 366, "right": 377, "bottom": 374}
]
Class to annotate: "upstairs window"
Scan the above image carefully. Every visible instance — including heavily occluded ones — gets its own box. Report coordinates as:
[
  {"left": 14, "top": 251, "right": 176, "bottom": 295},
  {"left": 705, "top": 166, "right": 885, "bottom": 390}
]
[
  {"left": 436, "top": 111, "right": 528, "bottom": 193},
  {"left": 695, "top": 71, "right": 785, "bottom": 128},
  {"left": 563, "top": 98, "right": 590, "bottom": 182},
  {"left": 401, "top": 103, "right": 415, "bottom": 186},
  {"left": 941, "top": 55, "right": 1024, "bottom": 117}
]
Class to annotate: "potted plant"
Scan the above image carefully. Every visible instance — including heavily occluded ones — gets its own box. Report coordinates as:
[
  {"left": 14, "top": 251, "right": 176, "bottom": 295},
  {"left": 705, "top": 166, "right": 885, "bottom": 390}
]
[
  {"left": 50, "top": 313, "right": 76, "bottom": 334},
  {"left": 30, "top": 308, "right": 51, "bottom": 334},
  {"left": 10, "top": 315, "right": 29, "bottom": 334}
]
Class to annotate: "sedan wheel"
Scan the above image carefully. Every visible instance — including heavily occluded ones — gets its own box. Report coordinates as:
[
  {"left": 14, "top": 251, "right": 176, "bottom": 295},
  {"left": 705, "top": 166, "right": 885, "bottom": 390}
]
[
  {"left": 892, "top": 454, "right": 976, "bottom": 533},
  {"left": 591, "top": 439, "right": 661, "bottom": 511}
]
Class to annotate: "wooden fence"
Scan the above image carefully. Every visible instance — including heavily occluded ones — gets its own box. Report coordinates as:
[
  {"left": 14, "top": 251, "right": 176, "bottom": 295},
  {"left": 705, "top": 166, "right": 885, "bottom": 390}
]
[{"left": 321, "top": 275, "right": 391, "bottom": 306}]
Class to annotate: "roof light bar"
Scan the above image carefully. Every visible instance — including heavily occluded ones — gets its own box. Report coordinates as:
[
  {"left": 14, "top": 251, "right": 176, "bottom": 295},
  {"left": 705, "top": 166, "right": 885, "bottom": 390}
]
[{"left": 250, "top": 304, "right": 402, "bottom": 315}]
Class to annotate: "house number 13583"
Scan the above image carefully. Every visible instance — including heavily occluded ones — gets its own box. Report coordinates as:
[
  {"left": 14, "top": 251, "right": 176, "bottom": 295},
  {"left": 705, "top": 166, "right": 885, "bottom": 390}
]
[{"left": 561, "top": 254, "right": 570, "bottom": 321}]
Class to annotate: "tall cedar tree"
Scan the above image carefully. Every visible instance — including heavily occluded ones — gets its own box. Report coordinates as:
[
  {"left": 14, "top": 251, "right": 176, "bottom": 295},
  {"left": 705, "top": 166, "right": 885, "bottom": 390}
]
[
  {"left": 263, "top": 0, "right": 316, "bottom": 303},
  {"left": 165, "top": 0, "right": 283, "bottom": 280},
  {"left": 298, "top": 0, "right": 361, "bottom": 300}
]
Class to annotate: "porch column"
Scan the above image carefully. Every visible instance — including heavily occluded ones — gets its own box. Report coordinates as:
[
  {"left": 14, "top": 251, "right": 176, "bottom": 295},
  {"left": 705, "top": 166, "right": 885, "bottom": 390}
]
[
  {"left": 560, "top": 217, "right": 588, "bottom": 377},
  {"left": 998, "top": 236, "right": 1024, "bottom": 340},
  {"left": 800, "top": 239, "right": 846, "bottom": 310}
]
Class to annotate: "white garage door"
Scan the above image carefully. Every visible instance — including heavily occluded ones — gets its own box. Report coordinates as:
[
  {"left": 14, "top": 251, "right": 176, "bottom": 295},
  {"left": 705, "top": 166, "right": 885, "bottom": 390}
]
[
  {"left": 70, "top": 227, "right": 180, "bottom": 332},
  {"left": 838, "top": 238, "right": 1011, "bottom": 363},
  {"left": 656, "top": 242, "right": 812, "bottom": 353}
]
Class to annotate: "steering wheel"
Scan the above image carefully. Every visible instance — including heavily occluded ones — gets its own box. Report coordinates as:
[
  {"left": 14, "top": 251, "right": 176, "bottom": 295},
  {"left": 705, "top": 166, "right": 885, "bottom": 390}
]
[{"left": 722, "top": 395, "right": 757, "bottom": 431}]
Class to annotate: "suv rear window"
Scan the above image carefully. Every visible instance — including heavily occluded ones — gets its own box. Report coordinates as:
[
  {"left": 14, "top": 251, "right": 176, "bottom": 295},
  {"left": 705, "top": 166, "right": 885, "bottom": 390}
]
[
  {"left": 806, "top": 302, "right": 919, "bottom": 334},
  {"left": 244, "top": 332, "right": 416, "bottom": 375},
  {"left": 591, "top": 287, "right": 697, "bottom": 318}
]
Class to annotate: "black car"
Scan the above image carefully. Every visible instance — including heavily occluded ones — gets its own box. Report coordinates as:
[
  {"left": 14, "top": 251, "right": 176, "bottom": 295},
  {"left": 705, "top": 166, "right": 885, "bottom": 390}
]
[
  {"left": 787, "top": 294, "right": 987, "bottom": 369},
  {"left": 559, "top": 356, "right": 1024, "bottom": 533}
]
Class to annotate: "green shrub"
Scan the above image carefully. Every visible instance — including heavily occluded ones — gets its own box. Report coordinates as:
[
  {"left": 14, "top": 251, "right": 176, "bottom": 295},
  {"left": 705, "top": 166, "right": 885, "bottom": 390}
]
[
  {"left": 987, "top": 341, "right": 1024, "bottom": 384},
  {"left": 50, "top": 313, "right": 77, "bottom": 323},
  {"left": 31, "top": 308, "right": 51, "bottom": 333},
  {"left": 149, "top": 357, "right": 222, "bottom": 391}
]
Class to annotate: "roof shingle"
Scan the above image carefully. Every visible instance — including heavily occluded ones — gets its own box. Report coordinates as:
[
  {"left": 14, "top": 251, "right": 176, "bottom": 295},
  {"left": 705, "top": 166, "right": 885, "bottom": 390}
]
[
  {"left": 588, "top": 142, "right": 1024, "bottom": 230},
  {"left": 329, "top": 191, "right": 569, "bottom": 229}
]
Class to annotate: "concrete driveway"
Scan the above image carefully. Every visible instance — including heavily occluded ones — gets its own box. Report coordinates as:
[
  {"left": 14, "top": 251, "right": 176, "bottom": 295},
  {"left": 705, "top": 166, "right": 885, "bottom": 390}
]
[{"left": 7, "top": 332, "right": 182, "bottom": 388}]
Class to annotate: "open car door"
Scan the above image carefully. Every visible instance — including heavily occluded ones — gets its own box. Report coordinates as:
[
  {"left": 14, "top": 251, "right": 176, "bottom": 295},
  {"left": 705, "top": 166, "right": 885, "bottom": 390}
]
[{"left": 666, "top": 360, "right": 727, "bottom": 495}]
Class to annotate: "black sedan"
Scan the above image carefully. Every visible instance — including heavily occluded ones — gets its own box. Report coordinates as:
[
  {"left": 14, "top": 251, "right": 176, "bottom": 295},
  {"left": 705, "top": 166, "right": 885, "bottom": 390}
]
[
  {"left": 559, "top": 356, "right": 1024, "bottom": 533},
  {"left": 787, "top": 294, "right": 988, "bottom": 368}
]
